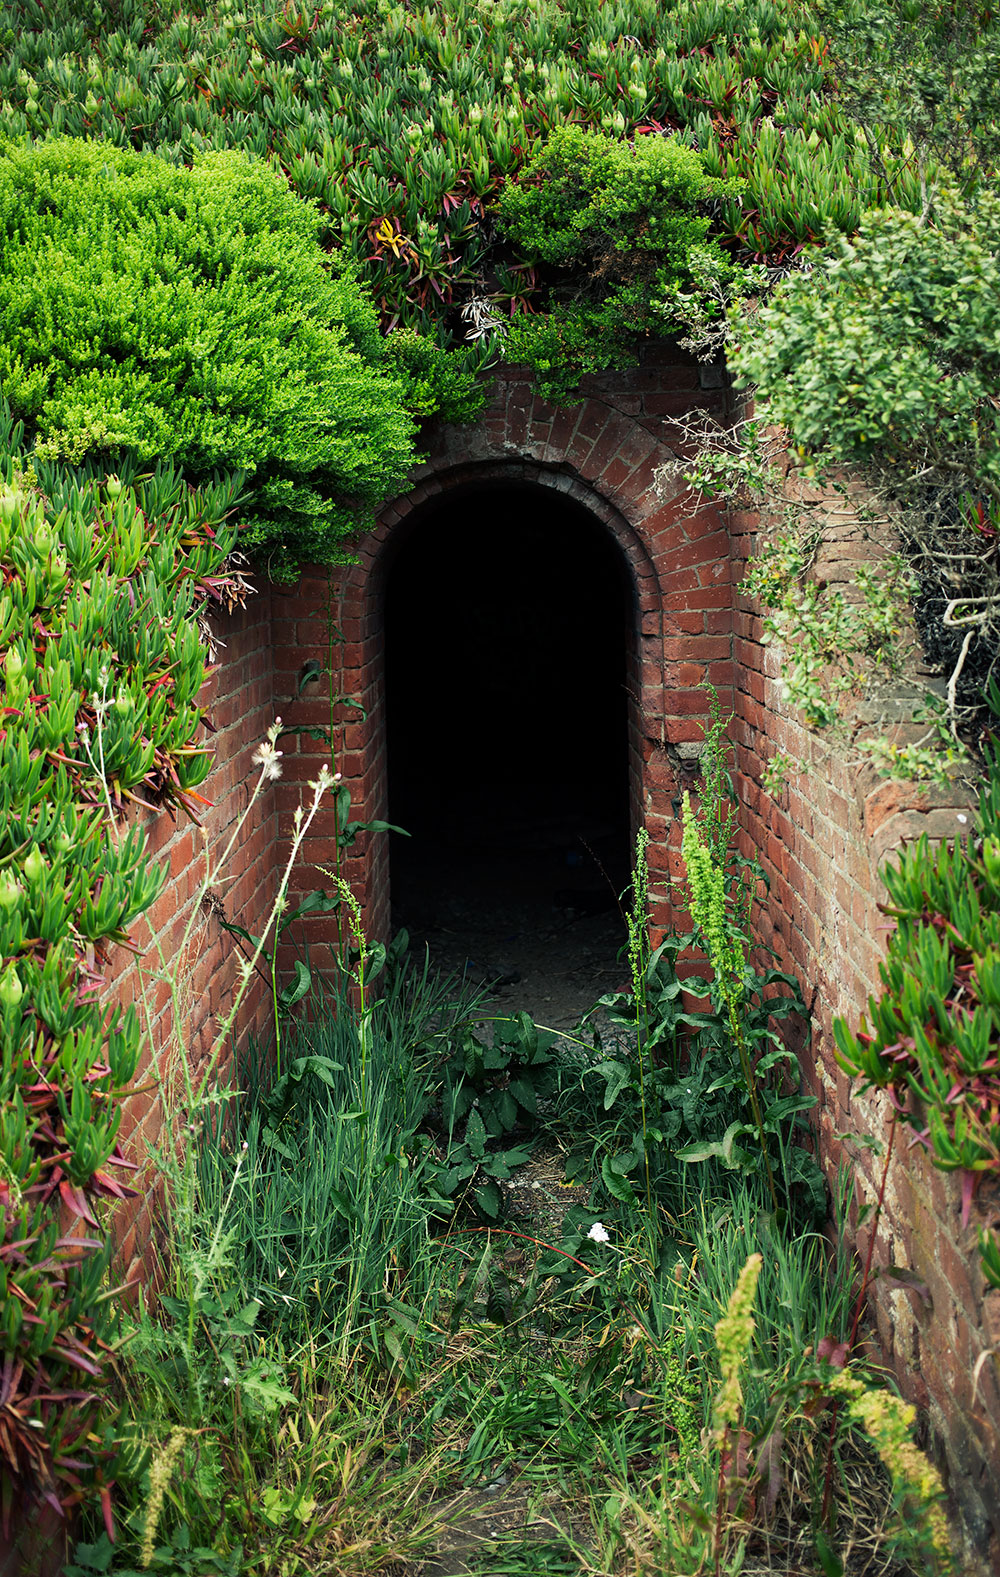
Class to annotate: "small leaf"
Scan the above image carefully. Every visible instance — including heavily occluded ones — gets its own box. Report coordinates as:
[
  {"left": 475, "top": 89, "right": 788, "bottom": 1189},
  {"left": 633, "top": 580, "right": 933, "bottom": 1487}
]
[
  {"left": 816, "top": 1335, "right": 849, "bottom": 1369},
  {"left": 466, "top": 1107, "right": 487, "bottom": 1159},
  {"left": 296, "top": 659, "right": 323, "bottom": 694},
  {"left": 327, "top": 1188, "right": 354, "bottom": 1220},
  {"left": 814, "top": 1528, "right": 845, "bottom": 1577},
  {"left": 596, "top": 1059, "right": 631, "bottom": 1110},
  {"left": 875, "top": 1264, "right": 933, "bottom": 1307},
  {"left": 676, "top": 1141, "right": 724, "bottom": 1164},
  {"left": 277, "top": 959, "right": 311, "bottom": 1011},
  {"left": 474, "top": 1180, "right": 501, "bottom": 1218}
]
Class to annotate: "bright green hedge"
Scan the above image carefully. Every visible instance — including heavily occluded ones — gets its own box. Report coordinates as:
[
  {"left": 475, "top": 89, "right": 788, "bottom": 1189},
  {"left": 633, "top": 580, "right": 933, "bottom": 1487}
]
[
  {"left": 0, "top": 136, "right": 417, "bottom": 576},
  {"left": 497, "top": 124, "right": 744, "bottom": 400}
]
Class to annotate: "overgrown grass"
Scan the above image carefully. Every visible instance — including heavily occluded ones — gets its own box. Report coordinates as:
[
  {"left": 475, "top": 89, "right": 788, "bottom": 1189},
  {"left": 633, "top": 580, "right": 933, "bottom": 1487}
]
[
  {"left": 194, "top": 950, "right": 482, "bottom": 1360},
  {"left": 74, "top": 945, "right": 949, "bottom": 1577},
  {"left": 72, "top": 709, "right": 953, "bottom": 1576}
]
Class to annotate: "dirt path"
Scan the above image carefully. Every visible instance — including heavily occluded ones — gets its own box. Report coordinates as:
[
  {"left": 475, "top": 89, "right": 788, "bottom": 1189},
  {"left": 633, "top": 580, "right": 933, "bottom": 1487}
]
[{"left": 391, "top": 840, "right": 630, "bottom": 1033}]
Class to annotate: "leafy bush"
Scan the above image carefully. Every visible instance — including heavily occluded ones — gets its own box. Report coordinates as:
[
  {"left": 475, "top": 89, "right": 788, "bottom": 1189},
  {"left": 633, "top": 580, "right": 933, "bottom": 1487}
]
[
  {"left": 496, "top": 126, "right": 744, "bottom": 401},
  {"left": 555, "top": 696, "right": 822, "bottom": 1231},
  {"left": 0, "top": 408, "right": 241, "bottom": 1534},
  {"left": 731, "top": 178, "right": 1000, "bottom": 724},
  {"left": 816, "top": 0, "right": 1000, "bottom": 191},
  {"left": 732, "top": 182, "right": 1000, "bottom": 484},
  {"left": 0, "top": 136, "right": 417, "bottom": 577}
]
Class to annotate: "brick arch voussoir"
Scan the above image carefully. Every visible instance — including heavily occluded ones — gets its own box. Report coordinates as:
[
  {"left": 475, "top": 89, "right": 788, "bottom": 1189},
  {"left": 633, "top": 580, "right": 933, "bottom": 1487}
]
[{"left": 361, "top": 453, "right": 665, "bottom": 626}]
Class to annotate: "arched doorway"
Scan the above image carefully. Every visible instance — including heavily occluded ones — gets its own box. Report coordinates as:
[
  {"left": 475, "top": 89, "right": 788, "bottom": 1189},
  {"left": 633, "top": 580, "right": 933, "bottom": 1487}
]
[{"left": 383, "top": 478, "right": 634, "bottom": 1015}]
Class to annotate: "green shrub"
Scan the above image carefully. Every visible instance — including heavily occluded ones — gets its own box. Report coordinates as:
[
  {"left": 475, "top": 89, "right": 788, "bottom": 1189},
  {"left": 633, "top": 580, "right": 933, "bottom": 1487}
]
[
  {"left": 731, "top": 181, "right": 1000, "bottom": 483},
  {"left": 732, "top": 176, "right": 1000, "bottom": 741},
  {"left": 497, "top": 126, "right": 744, "bottom": 400},
  {"left": 0, "top": 136, "right": 417, "bottom": 577},
  {"left": 382, "top": 328, "right": 491, "bottom": 424}
]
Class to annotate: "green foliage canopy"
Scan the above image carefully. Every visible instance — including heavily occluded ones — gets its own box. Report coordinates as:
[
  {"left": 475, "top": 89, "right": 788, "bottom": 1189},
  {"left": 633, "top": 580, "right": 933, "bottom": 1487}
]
[
  {"left": 730, "top": 176, "right": 1000, "bottom": 727},
  {"left": 0, "top": 0, "right": 928, "bottom": 350},
  {"left": 731, "top": 182, "right": 1000, "bottom": 480},
  {"left": 497, "top": 125, "right": 743, "bottom": 401},
  {"left": 0, "top": 137, "right": 417, "bottom": 575},
  {"left": 819, "top": 0, "right": 1000, "bottom": 192}
]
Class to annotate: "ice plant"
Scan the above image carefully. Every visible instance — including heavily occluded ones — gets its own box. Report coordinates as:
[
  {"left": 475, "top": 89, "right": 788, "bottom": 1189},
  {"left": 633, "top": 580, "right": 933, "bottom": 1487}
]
[{"left": 0, "top": 412, "right": 248, "bottom": 1535}]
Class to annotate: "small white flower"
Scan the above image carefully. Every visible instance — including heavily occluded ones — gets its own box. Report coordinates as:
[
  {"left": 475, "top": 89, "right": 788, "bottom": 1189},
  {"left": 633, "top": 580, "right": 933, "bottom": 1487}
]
[
  {"left": 587, "top": 1222, "right": 610, "bottom": 1244},
  {"left": 957, "top": 814, "right": 968, "bottom": 824},
  {"left": 251, "top": 740, "right": 283, "bottom": 781}
]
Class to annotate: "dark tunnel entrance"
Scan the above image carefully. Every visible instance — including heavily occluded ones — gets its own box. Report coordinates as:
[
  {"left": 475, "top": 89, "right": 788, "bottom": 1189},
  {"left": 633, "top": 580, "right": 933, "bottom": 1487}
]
[{"left": 384, "top": 481, "right": 634, "bottom": 1019}]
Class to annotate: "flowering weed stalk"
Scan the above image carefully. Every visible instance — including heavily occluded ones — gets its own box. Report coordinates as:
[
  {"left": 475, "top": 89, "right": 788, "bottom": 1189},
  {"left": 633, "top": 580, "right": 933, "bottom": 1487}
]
[
  {"left": 626, "top": 828, "right": 657, "bottom": 1244},
  {"left": 135, "top": 722, "right": 335, "bottom": 1360},
  {"left": 712, "top": 1252, "right": 763, "bottom": 1577},
  {"left": 682, "top": 791, "right": 780, "bottom": 1217}
]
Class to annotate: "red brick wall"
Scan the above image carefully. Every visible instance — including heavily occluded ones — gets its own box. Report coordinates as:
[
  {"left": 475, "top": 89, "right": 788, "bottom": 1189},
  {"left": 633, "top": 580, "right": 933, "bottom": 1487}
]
[
  {"left": 104, "top": 348, "right": 1000, "bottom": 1565},
  {"left": 728, "top": 494, "right": 1000, "bottom": 1571},
  {"left": 106, "top": 584, "right": 278, "bottom": 1288},
  {"left": 273, "top": 346, "right": 734, "bottom": 947}
]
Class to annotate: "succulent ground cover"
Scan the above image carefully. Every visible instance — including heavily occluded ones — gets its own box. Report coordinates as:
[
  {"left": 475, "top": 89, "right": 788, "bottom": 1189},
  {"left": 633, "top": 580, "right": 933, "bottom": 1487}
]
[
  {"left": 0, "top": 413, "right": 244, "bottom": 1534},
  {"left": 0, "top": 0, "right": 924, "bottom": 358}
]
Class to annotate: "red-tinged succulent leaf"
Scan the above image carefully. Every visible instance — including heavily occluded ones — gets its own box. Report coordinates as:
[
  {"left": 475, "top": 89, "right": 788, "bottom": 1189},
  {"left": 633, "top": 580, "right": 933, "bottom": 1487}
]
[
  {"left": 88, "top": 1170, "right": 137, "bottom": 1201},
  {"left": 101, "top": 1484, "right": 115, "bottom": 1542},
  {"left": 104, "top": 1150, "right": 139, "bottom": 1173},
  {"left": 51, "top": 1238, "right": 104, "bottom": 1257},
  {"left": 57, "top": 1182, "right": 98, "bottom": 1227},
  {"left": 0, "top": 1237, "right": 39, "bottom": 1258}
]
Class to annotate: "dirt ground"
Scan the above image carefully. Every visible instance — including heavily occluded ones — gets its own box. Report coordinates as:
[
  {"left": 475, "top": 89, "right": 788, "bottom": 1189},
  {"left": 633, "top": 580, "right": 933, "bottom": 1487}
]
[{"left": 390, "top": 837, "right": 631, "bottom": 1033}]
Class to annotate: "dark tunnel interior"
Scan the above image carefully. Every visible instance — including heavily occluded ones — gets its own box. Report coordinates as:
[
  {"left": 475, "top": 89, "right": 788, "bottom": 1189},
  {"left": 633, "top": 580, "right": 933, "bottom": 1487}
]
[{"left": 384, "top": 482, "right": 634, "bottom": 960}]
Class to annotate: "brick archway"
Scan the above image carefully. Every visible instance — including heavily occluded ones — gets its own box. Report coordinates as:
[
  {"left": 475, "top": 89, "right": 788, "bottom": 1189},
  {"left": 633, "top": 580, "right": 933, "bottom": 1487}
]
[{"left": 273, "top": 369, "right": 735, "bottom": 943}]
